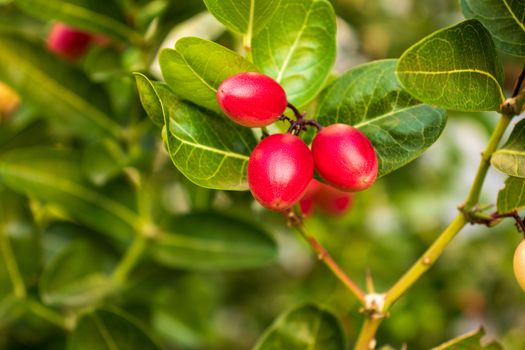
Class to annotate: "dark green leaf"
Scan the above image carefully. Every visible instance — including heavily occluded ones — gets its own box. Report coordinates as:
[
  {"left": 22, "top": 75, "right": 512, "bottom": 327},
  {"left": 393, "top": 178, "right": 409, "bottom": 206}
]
[
  {"left": 152, "top": 212, "right": 277, "bottom": 270},
  {"left": 135, "top": 74, "right": 257, "bottom": 191},
  {"left": 461, "top": 0, "right": 525, "bottom": 56},
  {"left": 82, "top": 139, "right": 127, "bottom": 186},
  {"left": 203, "top": 0, "right": 280, "bottom": 37},
  {"left": 497, "top": 176, "right": 525, "bottom": 213},
  {"left": 40, "top": 240, "right": 116, "bottom": 308},
  {"left": 0, "top": 34, "right": 121, "bottom": 139},
  {"left": 317, "top": 60, "right": 447, "bottom": 177},
  {"left": 69, "top": 308, "right": 161, "bottom": 350},
  {"left": 159, "top": 37, "right": 258, "bottom": 112},
  {"left": 431, "top": 327, "right": 502, "bottom": 349},
  {"left": 254, "top": 303, "right": 346, "bottom": 350},
  {"left": 252, "top": 0, "right": 336, "bottom": 107},
  {"left": 491, "top": 119, "right": 525, "bottom": 178},
  {"left": 0, "top": 148, "right": 137, "bottom": 242},
  {"left": 396, "top": 19, "right": 505, "bottom": 111},
  {"left": 14, "top": 0, "right": 142, "bottom": 44}
]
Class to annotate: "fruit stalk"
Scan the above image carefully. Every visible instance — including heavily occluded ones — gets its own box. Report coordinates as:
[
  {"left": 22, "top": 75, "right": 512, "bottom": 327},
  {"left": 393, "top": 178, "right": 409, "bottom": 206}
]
[{"left": 293, "top": 214, "right": 366, "bottom": 305}]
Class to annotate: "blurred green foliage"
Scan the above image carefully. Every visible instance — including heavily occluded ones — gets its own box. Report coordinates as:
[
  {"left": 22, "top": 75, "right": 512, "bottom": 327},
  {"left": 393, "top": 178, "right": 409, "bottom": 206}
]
[{"left": 0, "top": 0, "right": 524, "bottom": 349}]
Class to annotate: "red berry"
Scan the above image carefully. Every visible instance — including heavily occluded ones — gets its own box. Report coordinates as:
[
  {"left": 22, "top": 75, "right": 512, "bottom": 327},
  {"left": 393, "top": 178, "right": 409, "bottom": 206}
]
[
  {"left": 248, "top": 134, "right": 313, "bottom": 211},
  {"left": 300, "top": 179, "right": 353, "bottom": 217},
  {"left": 312, "top": 124, "right": 378, "bottom": 192},
  {"left": 514, "top": 240, "right": 525, "bottom": 292},
  {"left": 217, "top": 72, "right": 287, "bottom": 128},
  {"left": 47, "top": 23, "right": 93, "bottom": 60}
]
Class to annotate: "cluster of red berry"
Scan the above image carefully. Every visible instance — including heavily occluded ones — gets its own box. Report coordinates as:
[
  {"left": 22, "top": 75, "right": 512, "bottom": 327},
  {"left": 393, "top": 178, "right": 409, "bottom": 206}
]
[{"left": 217, "top": 72, "right": 378, "bottom": 214}]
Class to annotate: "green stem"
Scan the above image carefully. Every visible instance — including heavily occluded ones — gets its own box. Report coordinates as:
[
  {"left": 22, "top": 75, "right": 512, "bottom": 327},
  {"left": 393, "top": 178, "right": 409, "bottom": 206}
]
[
  {"left": 354, "top": 317, "right": 383, "bottom": 350},
  {"left": 111, "top": 236, "right": 148, "bottom": 286},
  {"left": 384, "top": 113, "right": 512, "bottom": 310},
  {"left": 294, "top": 222, "right": 366, "bottom": 305},
  {"left": 464, "top": 113, "right": 512, "bottom": 209},
  {"left": 26, "top": 299, "right": 69, "bottom": 330},
  {"left": 0, "top": 227, "right": 26, "bottom": 299}
]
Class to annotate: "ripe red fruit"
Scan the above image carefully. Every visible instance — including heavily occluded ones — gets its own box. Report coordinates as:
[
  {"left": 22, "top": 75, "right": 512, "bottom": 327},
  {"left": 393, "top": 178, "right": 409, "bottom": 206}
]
[
  {"left": 300, "top": 179, "right": 353, "bottom": 217},
  {"left": 217, "top": 72, "right": 287, "bottom": 127},
  {"left": 47, "top": 23, "right": 93, "bottom": 60},
  {"left": 248, "top": 134, "right": 313, "bottom": 211},
  {"left": 312, "top": 124, "right": 378, "bottom": 192},
  {"left": 514, "top": 240, "right": 525, "bottom": 292}
]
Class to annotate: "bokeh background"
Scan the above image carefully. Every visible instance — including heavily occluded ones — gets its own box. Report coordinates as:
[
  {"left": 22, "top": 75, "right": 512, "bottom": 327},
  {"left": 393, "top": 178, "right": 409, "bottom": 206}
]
[{"left": 1, "top": 0, "right": 524, "bottom": 349}]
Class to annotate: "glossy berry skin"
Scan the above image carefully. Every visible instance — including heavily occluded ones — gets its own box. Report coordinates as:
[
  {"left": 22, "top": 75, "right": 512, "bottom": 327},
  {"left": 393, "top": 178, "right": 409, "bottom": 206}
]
[
  {"left": 47, "top": 23, "right": 93, "bottom": 60},
  {"left": 514, "top": 240, "right": 525, "bottom": 292},
  {"left": 217, "top": 72, "right": 287, "bottom": 128},
  {"left": 248, "top": 134, "right": 313, "bottom": 211},
  {"left": 300, "top": 179, "right": 353, "bottom": 217},
  {"left": 312, "top": 124, "right": 378, "bottom": 192}
]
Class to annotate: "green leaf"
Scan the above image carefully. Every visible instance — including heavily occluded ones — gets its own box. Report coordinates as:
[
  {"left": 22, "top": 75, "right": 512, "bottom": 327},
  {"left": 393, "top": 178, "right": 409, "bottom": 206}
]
[
  {"left": 317, "top": 60, "right": 447, "bottom": 178},
  {"left": 497, "top": 176, "right": 525, "bottom": 213},
  {"left": 159, "top": 37, "right": 258, "bottom": 112},
  {"left": 135, "top": 74, "right": 257, "bottom": 191},
  {"left": 81, "top": 139, "right": 128, "bottom": 186},
  {"left": 431, "top": 327, "right": 502, "bottom": 349},
  {"left": 40, "top": 240, "right": 116, "bottom": 308},
  {"left": 69, "top": 308, "right": 162, "bottom": 350},
  {"left": 396, "top": 19, "right": 505, "bottom": 112},
  {"left": 14, "top": 0, "right": 142, "bottom": 44},
  {"left": 491, "top": 119, "right": 525, "bottom": 178},
  {"left": 0, "top": 34, "right": 121, "bottom": 139},
  {"left": 0, "top": 148, "right": 137, "bottom": 242},
  {"left": 252, "top": 0, "right": 336, "bottom": 107},
  {"left": 203, "top": 0, "right": 280, "bottom": 38},
  {"left": 254, "top": 303, "right": 346, "bottom": 350},
  {"left": 152, "top": 212, "right": 277, "bottom": 270},
  {"left": 461, "top": 0, "right": 525, "bottom": 57}
]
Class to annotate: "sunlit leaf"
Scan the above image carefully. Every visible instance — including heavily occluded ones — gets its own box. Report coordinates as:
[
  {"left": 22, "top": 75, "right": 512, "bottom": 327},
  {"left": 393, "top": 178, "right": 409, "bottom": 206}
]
[
  {"left": 252, "top": 0, "right": 336, "bottom": 107},
  {"left": 396, "top": 19, "right": 505, "bottom": 111},
  {"left": 159, "top": 37, "right": 258, "bottom": 112},
  {"left": 135, "top": 74, "right": 257, "bottom": 191},
  {"left": 317, "top": 60, "right": 447, "bottom": 177},
  {"left": 203, "top": 0, "right": 280, "bottom": 38}
]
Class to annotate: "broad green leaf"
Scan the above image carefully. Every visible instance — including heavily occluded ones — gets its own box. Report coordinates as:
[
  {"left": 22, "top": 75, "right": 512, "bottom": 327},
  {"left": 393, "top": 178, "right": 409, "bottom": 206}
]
[
  {"left": 69, "top": 308, "right": 161, "bottom": 350},
  {"left": 491, "top": 119, "right": 525, "bottom": 178},
  {"left": 135, "top": 74, "right": 257, "bottom": 191},
  {"left": 203, "top": 0, "right": 280, "bottom": 38},
  {"left": 432, "top": 327, "right": 502, "bottom": 349},
  {"left": 252, "top": 0, "right": 336, "bottom": 107},
  {"left": 159, "top": 37, "right": 258, "bottom": 112},
  {"left": 40, "top": 240, "right": 116, "bottom": 308},
  {"left": 497, "top": 176, "right": 525, "bottom": 213},
  {"left": 14, "top": 0, "right": 143, "bottom": 44},
  {"left": 396, "top": 19, "right": 505, "bottom": 111},
  {"left": 0, "top": 148, "right": 138, "bottom": 242},
  {"left": 254, "top": 303, "right": 346, "bottom": 350},
  {"left": 317, "top": 60, "right": 447, "bottom": 177},
  {"left": 0, "top": 34, "right": 121, "bottom": 139},
  {"left": 461, "top": 0, "right": 525, "bottom": 56},
  {"left": 152, "top": 212, "right": 277, "bottom": 270}
]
